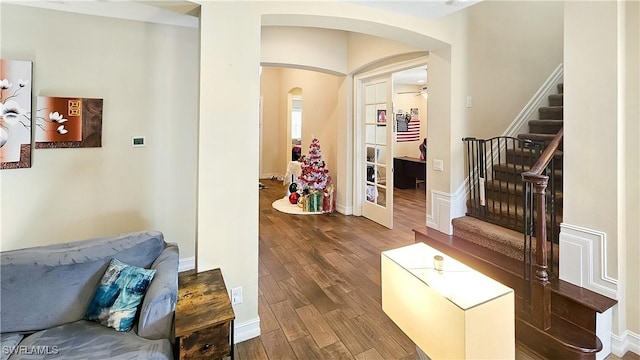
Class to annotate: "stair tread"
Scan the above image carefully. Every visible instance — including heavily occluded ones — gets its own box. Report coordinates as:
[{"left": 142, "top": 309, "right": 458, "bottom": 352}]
[
  {"left": 415, "top": 226, "right": 616, "bottom": 314},
  {"left": 528, "top": 119, "right": 564, "bottom": 125},
  {"left": 516, "top": 314, "right": 603, "bottom": 355},
  {"left": 550, "top": 279, "right": 618, "bottom": 314},
  {"left": 548, "top": 315, "right": 602, "bottom": 353},
  {"left": 414, "top": 226, "right": 616, "bottom": 357},
  {"left": 518, "top": 133, "right": 559, "bottom": 141},
  {"left": 414, "top": 225, "right": 525, "bottom": 279}
]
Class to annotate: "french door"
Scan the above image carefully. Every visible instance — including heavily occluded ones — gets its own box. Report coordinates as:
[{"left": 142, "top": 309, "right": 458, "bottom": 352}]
[{"left": 361, "top": 77, "right": 393, "bottom": 228}]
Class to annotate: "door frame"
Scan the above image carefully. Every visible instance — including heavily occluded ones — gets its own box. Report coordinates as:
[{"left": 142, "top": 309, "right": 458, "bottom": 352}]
[{"left": 353, "top": 56, "right": 429, "bottom": 221}]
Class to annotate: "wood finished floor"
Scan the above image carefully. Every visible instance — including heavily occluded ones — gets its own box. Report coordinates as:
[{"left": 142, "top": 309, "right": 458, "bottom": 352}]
[
  {"left": 235, "top": 179, "right": 424, "bottom": 360},
  {"left": 232, "top": 179, "right": 637, "bottom": 360}
]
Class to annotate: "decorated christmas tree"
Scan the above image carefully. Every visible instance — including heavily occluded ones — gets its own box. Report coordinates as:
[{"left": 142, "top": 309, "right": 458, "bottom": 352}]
[{"left": 298, "top": 137, "right": 331, "bottom": 190}]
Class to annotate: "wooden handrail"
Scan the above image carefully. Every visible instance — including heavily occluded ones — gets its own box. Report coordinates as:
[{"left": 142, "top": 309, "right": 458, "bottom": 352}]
[{"left": 523, "top": 127, "right": 564, "bottom": 180}]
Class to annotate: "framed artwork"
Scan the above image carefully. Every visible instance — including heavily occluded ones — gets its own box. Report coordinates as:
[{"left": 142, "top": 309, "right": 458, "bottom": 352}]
[
  {"left": 396, "top": 113, "right": 408, "bottom": 132},
  {"left": 35, "top": 97, "right": 103, "bottom": 148},
  {"left": 1, "top": 59, "right": 32, "bottom": 169},
  {"left": 397, "top": 110, "right": 420, "bottom": 142},
  {"left": 377, "top": 109, "right": 387, "bottom": 126}
]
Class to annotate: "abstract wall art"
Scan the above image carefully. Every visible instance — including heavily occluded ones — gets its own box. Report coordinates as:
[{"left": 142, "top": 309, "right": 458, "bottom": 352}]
[
  {"left": 1, "top": 59, "right": 33, "bottom": 169},
  {"left": 36, "top": 96, "right": 103, "bottom": 148}
]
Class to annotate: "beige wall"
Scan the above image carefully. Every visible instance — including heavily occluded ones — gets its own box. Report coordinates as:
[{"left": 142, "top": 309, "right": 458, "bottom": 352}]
[
  {"left": 466, "top": 1, "right": 564, "bottom": 139},
  {"left": 564, "top": 0, "right": 639, "bottom": 345},
  {"left": 347, "top": 32, "right": 423, "bottom": 73},
  {"left": 197, "top": 2, "right": 261, "bottom": 328},
  {"left": 564, "top": 0, "right": 620, "bottom": 280},
  {"left": 0, "top": 5, "right": 198, "bottom": 260},
  {"left": 259, "top": 67, "right": 283, "bottom": 179},
  {"left": 624, "top": 0, "right": 640, "bottom": 338},
  {"left": 260, "top": 67, "right": 342, "bottom": 181},
  {"left": 279, "top": 68, "right": 342, "bottom": 181},
  {"left": 262, "top": 27, "right": 347, "bottom": 75},
  {"left": 393, "top": 84, "right": 428, "bottom": 159}
]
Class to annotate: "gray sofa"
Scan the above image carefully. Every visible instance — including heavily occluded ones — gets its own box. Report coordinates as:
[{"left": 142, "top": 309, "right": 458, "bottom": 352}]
[{"left": 0, "top": 231, "right": 179, "bottom": 360}]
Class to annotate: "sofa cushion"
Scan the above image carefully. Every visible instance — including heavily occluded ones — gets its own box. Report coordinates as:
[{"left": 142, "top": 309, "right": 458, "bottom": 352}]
[
  {"left": 85, "top": 259, "right": 156, "bottom": 332},
  {"left": 9, "top": 320, "right": 172, "bottom": 360},
  {"left": 0, "top": 231, "right": 165, "bottom": 333},
  {"left": 0, "top": 333, "right": 24, "bottom": 360},
  {"left": 137, "top": 243, "right": 179, "bottom": 340}
]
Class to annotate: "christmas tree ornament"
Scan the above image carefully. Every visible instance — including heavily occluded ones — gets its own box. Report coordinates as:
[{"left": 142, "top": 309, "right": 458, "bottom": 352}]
[
  {"left": 288, "top": 192, "right": 300, "bottom": 204},
  {"left": 288, "top": 182, "right": 298, "bottom": 193}
]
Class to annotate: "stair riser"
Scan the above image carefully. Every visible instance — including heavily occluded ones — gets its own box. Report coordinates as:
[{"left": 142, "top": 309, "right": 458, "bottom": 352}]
[
  {"left": 549, "top": 94, "right": 564, "bottom": 106},
  {"left": 416, "top": 227, "right": 611, "bottom": 360},
  {"left": 493, "top": 170, "right": 563, "bottom": 185},
  {"left": 552, "top": 292, "right": 597, "bottom": 333},
  {"left": 454, "top": 226, "right": 525, "bottom": 261},
  {"left": 516, "top": 319, "right": 597, "bottom": 360},
  {"left": 505, "top": 153, "right": 564, "bottom": 168},
  {"left": 467, "top": 205, "right": 562, "bottom": 237},
  {"left": 539, "top": 107, "right": 564, "bottom": 120},
  {"left": 529, "top": 122, "right": 563, "bottom": 134},
  {"left": 483, "top": 191, "right": 564, "bottom": 209},
  {"left": 517, "top": 135, "right": 564, "bottom": 150}
]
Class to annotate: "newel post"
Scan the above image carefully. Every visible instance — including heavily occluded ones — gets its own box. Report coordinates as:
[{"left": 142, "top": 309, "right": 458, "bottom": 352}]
[
  {"left": 531, "top": 176, "right": 549, "bottom": 283},
  {"left": 524, "top": 173, "right": 551, "bottom": 331}
]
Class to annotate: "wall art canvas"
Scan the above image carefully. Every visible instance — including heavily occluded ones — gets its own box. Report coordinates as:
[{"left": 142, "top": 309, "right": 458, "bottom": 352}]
[
  {"left": 35, "top": 97, "right": 103, "bottom": 148},
  {"left": 1, "top": 59, "right": 32, "bottom": 169},
  {"left": 397, "top": 108, "right": 420, "bottom": 142}
]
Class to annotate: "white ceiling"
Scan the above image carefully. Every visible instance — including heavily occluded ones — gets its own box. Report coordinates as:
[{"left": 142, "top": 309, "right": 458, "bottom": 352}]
[{"left": 394, "top": 66, "right": 428, "bottom": 86}]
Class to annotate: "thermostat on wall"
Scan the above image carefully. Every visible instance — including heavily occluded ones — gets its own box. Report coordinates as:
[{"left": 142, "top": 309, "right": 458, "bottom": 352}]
[{"left": 132, "top": 136, "right": 145, "bottom": 147}]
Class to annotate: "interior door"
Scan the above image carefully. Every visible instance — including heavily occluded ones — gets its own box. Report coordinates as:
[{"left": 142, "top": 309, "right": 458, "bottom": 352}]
[{"left": 361, "top": 77, "right": 393, "bottom": 228}]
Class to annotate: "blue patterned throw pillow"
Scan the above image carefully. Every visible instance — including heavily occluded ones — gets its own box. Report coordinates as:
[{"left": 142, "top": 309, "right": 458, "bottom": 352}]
[{"left": 85, "top": 258, "right": 156, "bottom": 332}]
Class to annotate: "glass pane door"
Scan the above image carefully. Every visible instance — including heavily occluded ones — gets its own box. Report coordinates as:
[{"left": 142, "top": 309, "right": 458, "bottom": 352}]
[{"left": 362, "top": 78, "right": 393, "bottom": 228}]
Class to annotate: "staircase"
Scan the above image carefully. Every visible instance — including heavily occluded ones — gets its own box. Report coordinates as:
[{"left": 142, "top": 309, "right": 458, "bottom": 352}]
[{"left": 416, "top": 83, "right": 618, "bottom": 359}]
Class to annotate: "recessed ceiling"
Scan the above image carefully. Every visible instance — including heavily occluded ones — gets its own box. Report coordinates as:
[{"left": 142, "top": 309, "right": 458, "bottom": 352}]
[{"left": 394, "top": 66, "right": 428, "bottom": 86}]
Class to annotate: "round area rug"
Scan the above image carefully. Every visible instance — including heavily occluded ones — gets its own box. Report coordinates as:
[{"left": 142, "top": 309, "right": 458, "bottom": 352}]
[{"left": 272, "top": 196, "right": 323, "bottom": 215}]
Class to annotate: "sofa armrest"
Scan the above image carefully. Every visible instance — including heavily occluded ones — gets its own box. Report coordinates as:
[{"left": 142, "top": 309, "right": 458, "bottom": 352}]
[{"left": 137, "top": 243, "right": 179, "bottom": 341}]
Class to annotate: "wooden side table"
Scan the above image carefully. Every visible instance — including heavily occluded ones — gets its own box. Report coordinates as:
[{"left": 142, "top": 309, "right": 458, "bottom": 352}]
[{"left": 175, "top": 269, "right": 236, "bottom": 360}]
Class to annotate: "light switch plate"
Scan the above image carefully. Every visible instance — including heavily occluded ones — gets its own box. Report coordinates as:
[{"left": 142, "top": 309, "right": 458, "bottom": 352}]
[{"left": 434, "top": 159, "right": 444, "bottom": 172}]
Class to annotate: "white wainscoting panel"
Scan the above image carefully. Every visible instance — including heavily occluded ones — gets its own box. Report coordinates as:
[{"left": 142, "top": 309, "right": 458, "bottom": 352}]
[
  {"left": 427, "top": 185, "right": 466, "bottom": 235},
  {"left": 559, "top": 223, "right": 617, "bottom": 299}
]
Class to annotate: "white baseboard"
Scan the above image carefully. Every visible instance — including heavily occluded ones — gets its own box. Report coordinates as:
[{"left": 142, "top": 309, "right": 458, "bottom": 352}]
[
  {"left": 612, "top": 330, "right": 640, "bottom": 358},
  {"left": 178, "top": 256, "right": 195, "bottom": 272},
  {"left": 234, "top": 317, "right": 261, "bottom": 343},
  {"left": 558, "top": 223, "right": 617, "bottom": 299},
  {"left": 259, "top": 173, "right": 284, "bottom": 180},
  {"left": 428, "top": 184, "right": 466, "bottom": 235},
  {"left": 336, "top": 203, "right": 352, "bottom": 215}
]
